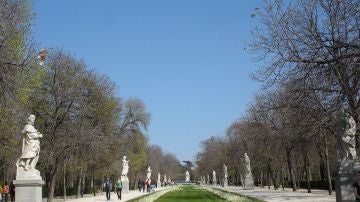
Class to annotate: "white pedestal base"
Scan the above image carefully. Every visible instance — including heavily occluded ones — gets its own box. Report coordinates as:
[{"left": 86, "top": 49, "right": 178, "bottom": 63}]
[
  {"left": 13, "top": 179, "right": 44, "bottom": 202},
  {"left": 121, "top": 176, "right": 129, "bottom": 193},
  {"left": 335, "top": 160, "right": 360, "bottom": 202}
]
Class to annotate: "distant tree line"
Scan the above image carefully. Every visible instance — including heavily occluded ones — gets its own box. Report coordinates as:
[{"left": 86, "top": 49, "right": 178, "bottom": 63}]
[
  {"left": 195, "top": 0, "right": 359, "bottom": 195},
  {"left": 0, "top": 1, "right": 184, "bottom": 201}
]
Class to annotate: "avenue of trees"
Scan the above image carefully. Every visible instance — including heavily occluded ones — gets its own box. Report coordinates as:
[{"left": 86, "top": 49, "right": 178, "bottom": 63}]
[
  {"left": 0, "top": 1, "right": 184, "bottom": 201},
  {"left": 196, "top": 0, "right": 359, "bottom": 195}
]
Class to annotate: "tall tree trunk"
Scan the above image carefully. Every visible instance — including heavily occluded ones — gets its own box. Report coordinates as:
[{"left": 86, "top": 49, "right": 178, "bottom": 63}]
[
  {"left": 76, "top": 167, "right": 82, "bottom": 199},
  {"left": 260, "top": 170, "right": 263, "bottom": 188},
  {"left": 281, "top": 166, "right": 285, "bottom": 190},
  {"left": 267, "top": 170, "right": 271, "bottom": 189},
  {"left": 82, "top": 172, "right": 85, "bottom": 197},
  {"left": 324, "top": 133, "right": 332, "bottom": 195},
  {"left": 63, "top": 165, "right": 66, "bottom": 201},
  {"left": 304, "top": 152, "right": 311, "bottom": 193},
  {"left": 286, "top": 147, "right": 297, "bottom": 191},
  {"left": 92, "top": 164, "right": 96, "bottom": 196},
  {"left": 301, "top": 141, "right": 311, "bottom": 193},
  {"left": 47, "top": 167, "right": 59, "bottom": 202}
]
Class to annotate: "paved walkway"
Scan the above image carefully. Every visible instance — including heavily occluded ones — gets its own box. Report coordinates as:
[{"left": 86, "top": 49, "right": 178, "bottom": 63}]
[
  {"left": 42, "top": 186, "right": 172, "bottom": 202},
  {"left": 213, "top": 186, "right": 336, "bottom": 202}
]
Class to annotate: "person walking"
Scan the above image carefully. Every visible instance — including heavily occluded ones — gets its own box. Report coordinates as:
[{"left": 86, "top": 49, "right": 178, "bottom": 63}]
[
  {"left": 0, "top": 184, "right": 3, "bottom": 202},
  {"left": 103, "top": 178, "right": 112, "bottom": 201},
  {"left": 3, "top": 182, "right": 9, "bottom": 202},
  {"left": 137, "top": 179, "right": 142, "bottom": 192},
  {"left": 9, "top": 182, "right": 14, "bottom": 202},
  {"left": 115, "top": 178, "right": 123, "bottom": 200},
  {"left": 142, "top": 180, "right": 145, "bottom": 192}
]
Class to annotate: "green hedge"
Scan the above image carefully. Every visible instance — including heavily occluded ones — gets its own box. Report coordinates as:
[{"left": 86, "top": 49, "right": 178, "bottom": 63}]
[{"left": 298, "top": 180, "right": 335, "bottom": 190}]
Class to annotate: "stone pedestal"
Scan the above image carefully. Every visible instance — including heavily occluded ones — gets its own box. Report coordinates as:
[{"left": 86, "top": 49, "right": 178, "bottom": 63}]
[
  {"left": 244, "top": 174, "right": 254, "bottom": 190},
  {"left": 121, "top": 176, "right": 129, "bottom": 193},
  {"left": 336, "top": 160, "right": 360, "bottom": 202},
  {"left": 223, "top": 177, "right": 228, "bottom": 187},
  {"left": 13, "top": 179, "right": 44, "bottom": 202},
  {"left": 14, "top": 169, "right": 44, "bottom": 202},
  {"left": 14, "top": 170, "right": 44, "bottom": 202}
]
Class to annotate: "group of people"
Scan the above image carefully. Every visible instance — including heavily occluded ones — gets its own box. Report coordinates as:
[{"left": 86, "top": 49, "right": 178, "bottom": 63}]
[
  {"left": 103, "top": 177, "right": 123, "bottom": 201},
  {"left": 0, "top": 181, "right": 15, "bottom": 202},
  {"left": 137, "top": 179, "right": 153, "bottom": 193}
]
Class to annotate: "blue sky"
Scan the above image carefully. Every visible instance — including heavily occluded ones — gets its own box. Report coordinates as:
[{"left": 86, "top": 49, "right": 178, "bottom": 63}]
[{"left": 33, "top": 0, "right": 262, "bottom": 162}]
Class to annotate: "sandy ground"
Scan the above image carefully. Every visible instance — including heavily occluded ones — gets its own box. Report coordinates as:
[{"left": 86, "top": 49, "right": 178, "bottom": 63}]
[
  {"left": 213, "top": 185, "right": 336, "bottom": 202},
  {"left": 42, "top": 186, "right": 172, "bottom": 202}
]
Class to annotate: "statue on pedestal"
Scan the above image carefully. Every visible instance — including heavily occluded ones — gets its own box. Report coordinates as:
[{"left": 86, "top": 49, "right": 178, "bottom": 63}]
[
  {"left": 157, "top": 172, "right": 161, "bottom": 187},
  {"left": 14, "top": 115, "right": 44, "bottom": 202},
  {"left": 212, "top": 170, "right": 217, "bottom": 185},
  {"left": 185, "top": 170, "right": 190, "bottom": 182},
  {"left": 335, "top": 111, "right": 359, "bottom": 201},
  {"left": 163, "top": 174, "right": 167, "bottom": 185},
  {"left": 336, "top": 113, "right": 357, "bottom": 161},
  {"left": 223, "top": 164, "right": 228, "bottom": 187},
  {"left": 121, "top": 156, "right": 129, "bottom": 181},
  {"left": 244, "top": 153, "right": 254, "bottom": 189},
  {"left": 16, "top": 115, "right": 43, "bottom": 171},
  {"left": 146, "top": 166, "right": 152, "bottom": 180}
]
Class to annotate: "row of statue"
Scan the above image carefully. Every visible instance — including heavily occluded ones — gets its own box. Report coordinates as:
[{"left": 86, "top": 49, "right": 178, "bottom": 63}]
[
  {"left": 16, "top": 112, "right": 357, "bottom": 173},
  {"left": 199, "top": 153, "right": 253, "bottom": 189},
  {"left": 122, "top": 156, "right": 172, "bottom": 184},
  {"left": 12, "top": 112, "right": 358, "bottom": 200}
]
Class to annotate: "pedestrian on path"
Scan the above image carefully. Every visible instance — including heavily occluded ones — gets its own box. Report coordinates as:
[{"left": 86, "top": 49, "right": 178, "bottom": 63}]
[
  {"left": 0, "top": 184, "right": 3, "bottom": 202},
  {"left": 3, "top": 181, "right": 9, "bottom": 202},
  {"left": 9, "top": 182, "right": 14, "bottom": 202},
  {"left": 137, "top": 179, "right": 142, "bottom": 192},
  {"left": 115, "top": 178, "right": 123, "bottom": 200},
  {"left": 103, "top": 178, "right": 112, "bottom": 201},
  {"left": 142, "top": 180, "right": 145, "bottom": 192}
]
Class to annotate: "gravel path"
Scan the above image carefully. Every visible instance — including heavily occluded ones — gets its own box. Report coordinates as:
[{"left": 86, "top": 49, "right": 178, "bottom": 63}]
[
  {"left": 213, "top": 186, "right": 336, "bottom": 202},
  {"left": 42, "top": 186, "right": 172, "bottom": 202}
]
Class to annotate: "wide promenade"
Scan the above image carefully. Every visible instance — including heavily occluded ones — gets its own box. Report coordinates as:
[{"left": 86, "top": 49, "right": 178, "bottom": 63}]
[
  {"left": 42, "top": 186, "right": 172, "bottom": 202},
  {"left": 213, "top": 185, "right": 336, "bottom": 202}
]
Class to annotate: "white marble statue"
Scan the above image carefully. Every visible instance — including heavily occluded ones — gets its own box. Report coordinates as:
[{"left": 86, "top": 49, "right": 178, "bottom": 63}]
[
  {"left": 163, "top": 174, "right": 167, "bottom": 184},
  {"left": 16, "top": 115, "right": 43, "bottom": 171},
  {"left": 157, "top": 172, "right": 161, "bottom": 186},
  {"left": 168, "top": 177, "right": 172, "bottom": 184},
  {"left": 244, "top": 153, "right": 252, "bottom": 174},
  {"left": 146, "top": 166, "right": 152, "bottom": 180},
  {"left": 212, "top": 170, "right": 217, "bottom": 185},
  {"left": 244, "top": 153, "right": 254, "bottom": 189},
  {"left": 185, "top": 170, "right": 190, "bottom": 182},
  {"left": 121, "top": 156, "right": 129, "bottom": 178},
  {"left": 223, "top": 164, "right": 228, "bottom": 186},
  {"left": 337, "top": 113, "right": 357, "bottom": 160}
]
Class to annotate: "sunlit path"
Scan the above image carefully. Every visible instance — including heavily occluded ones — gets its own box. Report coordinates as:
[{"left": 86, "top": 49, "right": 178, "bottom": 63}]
[
  {"left": 213, "top": 186, "right": 335, "bottom": 202},
  {"left": 42, "top": 186, "right": 172, "bottom": 202}
]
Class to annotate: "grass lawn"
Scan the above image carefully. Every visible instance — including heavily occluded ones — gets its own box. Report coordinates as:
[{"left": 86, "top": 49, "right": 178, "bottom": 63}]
[{"left": 154, "top": 185, "right": 226, "bottom": 202}]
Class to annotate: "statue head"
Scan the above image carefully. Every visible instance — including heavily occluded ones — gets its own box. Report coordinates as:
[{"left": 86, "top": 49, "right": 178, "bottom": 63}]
[
  {"left": 123, "top": 156, "right": 126, "bottom": 160},
  {"left": 27, "top": 115, "right": 36, "bottom": 125}
]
